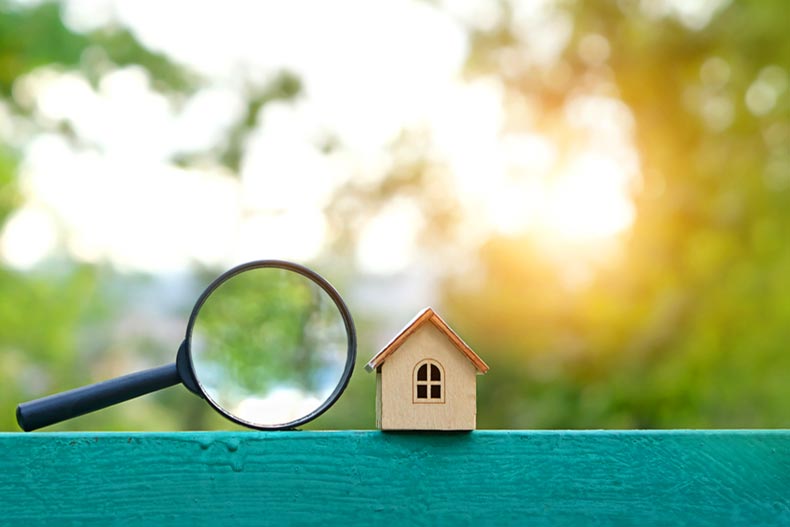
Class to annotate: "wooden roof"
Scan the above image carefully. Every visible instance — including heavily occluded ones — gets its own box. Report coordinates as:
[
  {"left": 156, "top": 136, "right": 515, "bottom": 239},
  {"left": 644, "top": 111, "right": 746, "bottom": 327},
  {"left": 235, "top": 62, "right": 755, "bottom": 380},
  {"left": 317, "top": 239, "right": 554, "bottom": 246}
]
[{"left": 365, "top": 307, "right": 489, "bottom": 373}]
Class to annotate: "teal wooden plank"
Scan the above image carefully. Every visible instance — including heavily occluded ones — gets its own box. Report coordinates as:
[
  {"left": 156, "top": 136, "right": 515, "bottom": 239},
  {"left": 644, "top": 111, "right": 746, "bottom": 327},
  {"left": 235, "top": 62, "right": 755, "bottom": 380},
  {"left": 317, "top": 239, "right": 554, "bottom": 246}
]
[{"left": 0, "top": 431, "right": 788, "bottom": 526}]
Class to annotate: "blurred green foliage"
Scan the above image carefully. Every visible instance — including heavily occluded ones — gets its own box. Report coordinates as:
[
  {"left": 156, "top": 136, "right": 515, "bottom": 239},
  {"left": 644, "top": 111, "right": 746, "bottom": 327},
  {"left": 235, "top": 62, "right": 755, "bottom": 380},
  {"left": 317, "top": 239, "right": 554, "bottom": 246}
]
[
  {"left": 191, "top": 267, "right": 348, "bottom": 419},
  {"left": 0, "top": 1, "right": 195, "bottom": 98},
  {"left": 325, "top": 0, "right": 790, "bottom": 429},
  {"left": 0, "top": 0, "right": 788, "bottom": 431},
  {"left": 0, "top": 0, "right": 204, "bottom": 432},
  {"left": 444, "top": 0, "right": 790, "bottom": 428}
]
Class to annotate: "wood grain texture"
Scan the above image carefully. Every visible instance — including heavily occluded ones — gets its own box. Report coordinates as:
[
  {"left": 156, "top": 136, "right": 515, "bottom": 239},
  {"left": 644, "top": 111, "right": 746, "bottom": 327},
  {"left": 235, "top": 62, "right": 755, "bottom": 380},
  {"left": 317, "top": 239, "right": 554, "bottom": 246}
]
[{"left": 1, "top": 431, "right": 789, "bottom": 526}]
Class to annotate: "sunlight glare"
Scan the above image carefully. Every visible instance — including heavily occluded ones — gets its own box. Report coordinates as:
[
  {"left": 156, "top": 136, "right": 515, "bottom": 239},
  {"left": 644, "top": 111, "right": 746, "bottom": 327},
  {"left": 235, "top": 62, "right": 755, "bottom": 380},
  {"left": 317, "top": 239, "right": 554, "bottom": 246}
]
[
  {"left": 0, "top": 205, "right": 58, "bottom": 269},
  {"left": 16, "top": 0, "right": 640, "bottom": 275},
  {"left": 236, "top": 211, "right": 327, "bottom": 264},
  {"left": 543, "top": 153, "right": 635, "bottom": 241},
  {"left": 356, "top": 199, "right": 423, "bottom": 275}
]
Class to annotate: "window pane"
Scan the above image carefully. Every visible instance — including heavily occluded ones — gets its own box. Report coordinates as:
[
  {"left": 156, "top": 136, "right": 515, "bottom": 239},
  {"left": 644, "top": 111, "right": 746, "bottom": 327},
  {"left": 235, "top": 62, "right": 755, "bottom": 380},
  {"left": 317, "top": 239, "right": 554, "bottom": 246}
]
[
  {"left": 430, "top": 364, "right": 440, "bottom": 381},
  {"left": 417, "top": 385, "right": 427, "bottom": 398},
  {"left": 431, "top": 385, "right": 441, "bottom": 399},
  {"left": 417, "top": 364, "right": 427, "bottom": 381}
]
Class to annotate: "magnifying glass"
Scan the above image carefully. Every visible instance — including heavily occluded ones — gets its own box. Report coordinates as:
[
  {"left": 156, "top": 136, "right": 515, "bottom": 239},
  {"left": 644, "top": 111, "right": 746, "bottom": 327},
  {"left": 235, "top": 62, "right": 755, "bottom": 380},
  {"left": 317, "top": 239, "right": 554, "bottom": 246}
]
[{"left": 16, "top": 260, "right": 356, "bottom": 431}]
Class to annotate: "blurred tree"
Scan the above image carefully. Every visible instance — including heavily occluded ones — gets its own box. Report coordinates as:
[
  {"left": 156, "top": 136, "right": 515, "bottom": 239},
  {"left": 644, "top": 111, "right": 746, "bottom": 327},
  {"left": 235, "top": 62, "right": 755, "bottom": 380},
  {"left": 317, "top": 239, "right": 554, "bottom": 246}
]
[
  {"left": 322, "top": 0, "right": 790, "bottom": 429},
  {"left": 0, "top": 0, "right": 312, "bottom": 431},
  {"left": 442, "top": 0, "right": 790, "bottom": 428},
  {"left": 2, "top": 0, "right": 788, "bottom": 433},
  {"left": 0, "top": 0, "right": 197, "bottom": 431}
]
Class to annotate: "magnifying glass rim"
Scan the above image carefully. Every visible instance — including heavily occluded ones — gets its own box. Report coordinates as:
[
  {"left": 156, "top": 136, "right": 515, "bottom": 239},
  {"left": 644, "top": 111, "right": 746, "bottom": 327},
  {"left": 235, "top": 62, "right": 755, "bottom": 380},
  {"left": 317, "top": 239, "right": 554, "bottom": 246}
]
[{"left": 184, "top": 259, "right": 356, "bottom": 430}]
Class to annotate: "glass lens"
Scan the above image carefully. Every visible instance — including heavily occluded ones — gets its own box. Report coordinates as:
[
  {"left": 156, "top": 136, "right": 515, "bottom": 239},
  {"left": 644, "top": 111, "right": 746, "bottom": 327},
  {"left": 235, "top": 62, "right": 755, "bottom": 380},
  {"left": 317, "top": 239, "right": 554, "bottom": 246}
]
[{"left": 189, "top": 267, "right": 349, "bottom": 428}]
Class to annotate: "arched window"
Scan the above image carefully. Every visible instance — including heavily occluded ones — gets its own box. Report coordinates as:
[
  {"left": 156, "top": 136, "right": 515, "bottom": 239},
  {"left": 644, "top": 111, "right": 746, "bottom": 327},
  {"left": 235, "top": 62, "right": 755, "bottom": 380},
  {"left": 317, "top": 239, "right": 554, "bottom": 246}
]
[{"left": 414, "top": 360, "right": 444, "bottom": 403}]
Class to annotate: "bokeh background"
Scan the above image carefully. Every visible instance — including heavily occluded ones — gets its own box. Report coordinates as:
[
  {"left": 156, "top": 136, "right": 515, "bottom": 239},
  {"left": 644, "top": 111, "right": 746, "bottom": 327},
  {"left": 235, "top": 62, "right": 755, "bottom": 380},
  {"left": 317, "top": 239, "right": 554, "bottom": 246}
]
[{"left": 0, "top": 0, "right": 788, "bottom": 431}]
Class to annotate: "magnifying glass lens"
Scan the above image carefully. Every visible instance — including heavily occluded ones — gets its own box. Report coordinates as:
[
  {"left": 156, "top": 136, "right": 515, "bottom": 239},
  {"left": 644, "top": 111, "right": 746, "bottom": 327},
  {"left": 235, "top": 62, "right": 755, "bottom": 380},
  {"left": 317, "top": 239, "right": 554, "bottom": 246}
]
[{"left": 189, "top": 267, "right": 350, "bottom": 428}]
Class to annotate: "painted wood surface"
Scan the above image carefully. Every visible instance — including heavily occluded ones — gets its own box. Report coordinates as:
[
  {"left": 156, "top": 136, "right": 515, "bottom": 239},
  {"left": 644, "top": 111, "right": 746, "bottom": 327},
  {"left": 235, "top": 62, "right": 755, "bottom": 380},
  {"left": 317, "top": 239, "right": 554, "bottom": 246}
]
[{"left": 1, "top": 431, "right": 789, "bottom": 526}]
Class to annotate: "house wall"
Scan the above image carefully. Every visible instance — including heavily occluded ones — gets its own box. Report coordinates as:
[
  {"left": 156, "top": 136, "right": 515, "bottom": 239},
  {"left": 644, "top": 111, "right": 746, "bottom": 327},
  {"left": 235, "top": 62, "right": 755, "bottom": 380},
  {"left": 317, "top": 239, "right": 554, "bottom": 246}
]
[
  {"left": 375, "top": 371, "right": 382, "bottom": 429},
  {"left": 379, "top": 323, "right": 478, "bottom": 430}
]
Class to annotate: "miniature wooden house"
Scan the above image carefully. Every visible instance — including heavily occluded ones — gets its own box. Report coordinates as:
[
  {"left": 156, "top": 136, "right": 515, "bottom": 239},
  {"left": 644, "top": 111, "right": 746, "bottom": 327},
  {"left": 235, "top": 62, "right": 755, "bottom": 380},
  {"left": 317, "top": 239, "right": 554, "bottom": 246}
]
[{"left": 366, "top": 307, "right": 489, "bottom": 431}]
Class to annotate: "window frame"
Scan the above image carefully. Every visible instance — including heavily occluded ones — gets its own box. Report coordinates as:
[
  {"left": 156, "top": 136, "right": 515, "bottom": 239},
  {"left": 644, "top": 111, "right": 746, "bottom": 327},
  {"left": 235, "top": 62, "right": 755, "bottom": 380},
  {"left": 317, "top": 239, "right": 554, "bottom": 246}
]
[{"left": 413, "top": 359, "right": 445, "bottom": 404}]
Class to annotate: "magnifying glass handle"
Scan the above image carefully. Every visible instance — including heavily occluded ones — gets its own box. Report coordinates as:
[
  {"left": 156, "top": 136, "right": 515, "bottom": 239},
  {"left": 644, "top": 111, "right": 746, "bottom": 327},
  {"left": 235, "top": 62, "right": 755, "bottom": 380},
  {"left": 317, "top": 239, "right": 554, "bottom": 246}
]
[{"left": 16, "top": 364, "right": 181, "bottom": 431}]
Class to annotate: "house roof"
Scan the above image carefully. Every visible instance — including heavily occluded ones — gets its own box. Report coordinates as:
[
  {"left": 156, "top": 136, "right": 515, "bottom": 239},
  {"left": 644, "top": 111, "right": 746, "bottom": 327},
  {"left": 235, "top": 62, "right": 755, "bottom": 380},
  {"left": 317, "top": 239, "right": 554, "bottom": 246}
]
[{"left": 365, "top": 307, "right": 489, "bottom": 374}]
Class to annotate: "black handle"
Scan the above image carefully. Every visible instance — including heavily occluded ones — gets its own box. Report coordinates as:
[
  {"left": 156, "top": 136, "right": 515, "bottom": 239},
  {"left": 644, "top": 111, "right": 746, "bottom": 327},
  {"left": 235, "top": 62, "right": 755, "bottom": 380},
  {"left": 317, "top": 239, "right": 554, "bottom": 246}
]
[{"left": 16, "top": 363, "right": 181, "bottom": 431}]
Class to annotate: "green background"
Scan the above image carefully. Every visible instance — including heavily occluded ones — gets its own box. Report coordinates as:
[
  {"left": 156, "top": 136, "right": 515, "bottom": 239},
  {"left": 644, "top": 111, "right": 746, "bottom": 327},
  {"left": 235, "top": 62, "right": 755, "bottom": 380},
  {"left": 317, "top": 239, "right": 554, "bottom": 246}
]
[{"left": 0, "top": 0, "right": 788, "bottom": 431}]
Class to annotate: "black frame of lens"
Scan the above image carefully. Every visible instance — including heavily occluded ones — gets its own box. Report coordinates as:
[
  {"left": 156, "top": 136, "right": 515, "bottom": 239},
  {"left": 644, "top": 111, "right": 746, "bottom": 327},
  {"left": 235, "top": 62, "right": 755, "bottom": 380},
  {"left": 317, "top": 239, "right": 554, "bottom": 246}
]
[{"left": 184, "top": 259, "right": 357, "bottom": 430}]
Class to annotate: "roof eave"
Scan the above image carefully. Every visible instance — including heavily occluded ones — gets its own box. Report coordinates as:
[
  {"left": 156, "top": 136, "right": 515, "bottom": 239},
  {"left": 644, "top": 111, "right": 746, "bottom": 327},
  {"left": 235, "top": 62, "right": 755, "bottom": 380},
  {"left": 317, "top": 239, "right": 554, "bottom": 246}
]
[{"left": 365, "top": 307, "right": 489, "bottom": 374}]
